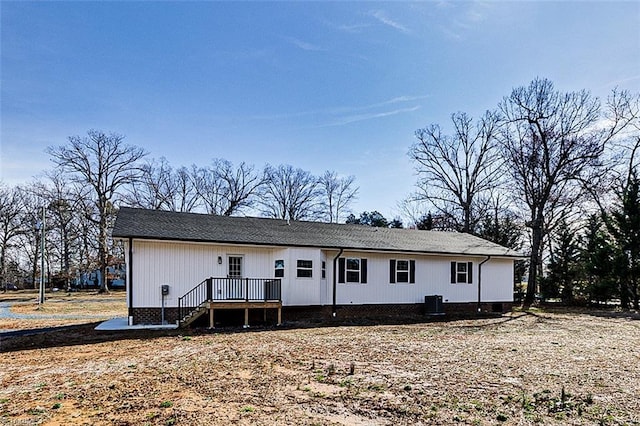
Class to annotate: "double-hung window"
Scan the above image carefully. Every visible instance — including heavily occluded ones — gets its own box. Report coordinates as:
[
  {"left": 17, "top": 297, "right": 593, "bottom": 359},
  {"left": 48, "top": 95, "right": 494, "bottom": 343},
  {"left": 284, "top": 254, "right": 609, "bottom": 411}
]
[
  {"left": 274, "top": 259, "right": 284, "bottom": 278},
  {"left": 338, "top": 258, "right": 368, "bottom": 284},
  {"left": 297, "top": 260, "right": 313, "bottom": 278},
  {"left": 450, "top": 261, "right": 473, "bottom": 284},
  {"left": 389, "top": 259, "right": 415, "bottom": 283}
]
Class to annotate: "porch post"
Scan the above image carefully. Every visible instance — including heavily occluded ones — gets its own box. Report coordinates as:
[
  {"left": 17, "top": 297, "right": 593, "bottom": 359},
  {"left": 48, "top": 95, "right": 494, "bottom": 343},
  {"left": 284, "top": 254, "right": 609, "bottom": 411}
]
[{"left": 209, "top": 307, "right": 214, "bottom": 329}]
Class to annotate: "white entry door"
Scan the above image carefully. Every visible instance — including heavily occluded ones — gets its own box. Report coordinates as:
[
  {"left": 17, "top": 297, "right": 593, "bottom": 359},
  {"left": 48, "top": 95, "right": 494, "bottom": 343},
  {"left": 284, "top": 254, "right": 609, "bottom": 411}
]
[{"left": 228, "top": 256, "right": 244, "bottom": 299}]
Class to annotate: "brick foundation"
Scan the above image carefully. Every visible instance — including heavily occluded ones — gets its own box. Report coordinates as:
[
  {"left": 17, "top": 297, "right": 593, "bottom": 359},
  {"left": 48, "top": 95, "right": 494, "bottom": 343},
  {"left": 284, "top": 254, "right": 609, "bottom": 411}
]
[
  {"left": 129, "top": 301, "right": 513, "bottom": 326},
  {"left": 130, "top": 307, "right": 180, "bottom": 325},
  {"left": 283, "top": 302, "right": 513, "bottom": 322}
]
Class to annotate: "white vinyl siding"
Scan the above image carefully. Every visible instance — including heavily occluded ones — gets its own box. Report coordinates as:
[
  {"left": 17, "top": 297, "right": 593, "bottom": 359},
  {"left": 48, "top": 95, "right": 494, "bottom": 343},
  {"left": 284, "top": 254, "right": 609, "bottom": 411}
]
[
  {"left": 335, "top": 252, "right": 512, "bottom": 305},
  {"left": 286, "top": 247, "right": 323, "bottom": 305},
  {"left": 129, "top": 240, "right": 275, "bottom": 308},
  {"left": 125, "top": 240, "right": 514, "bottom": 309}
]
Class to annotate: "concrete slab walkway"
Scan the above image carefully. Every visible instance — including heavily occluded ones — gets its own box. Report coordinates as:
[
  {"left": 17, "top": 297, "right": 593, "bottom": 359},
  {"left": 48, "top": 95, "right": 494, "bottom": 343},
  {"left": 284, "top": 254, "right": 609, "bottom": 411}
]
[{"left": 95, "top": 317, "right": 178, "bottom": 331}]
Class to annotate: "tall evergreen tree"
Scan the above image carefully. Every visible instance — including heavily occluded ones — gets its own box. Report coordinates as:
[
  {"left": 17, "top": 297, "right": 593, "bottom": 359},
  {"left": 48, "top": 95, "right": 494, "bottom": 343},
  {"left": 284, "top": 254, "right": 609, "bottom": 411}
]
[
  {"left": 604, "top": 171, "right": 640, "bottom": 309},
  {"left": 542, "top": 218, "right": 582, "bottom": 303},
  {"left": 581, "top": 215, "right": 618, "bottom": 305}
]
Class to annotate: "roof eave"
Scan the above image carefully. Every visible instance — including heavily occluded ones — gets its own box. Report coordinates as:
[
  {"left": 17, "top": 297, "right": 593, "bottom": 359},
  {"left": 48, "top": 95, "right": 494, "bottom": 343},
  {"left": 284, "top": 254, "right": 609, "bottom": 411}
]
[{"left": 113, "top": 233, "right": 524, "bottom": 259}]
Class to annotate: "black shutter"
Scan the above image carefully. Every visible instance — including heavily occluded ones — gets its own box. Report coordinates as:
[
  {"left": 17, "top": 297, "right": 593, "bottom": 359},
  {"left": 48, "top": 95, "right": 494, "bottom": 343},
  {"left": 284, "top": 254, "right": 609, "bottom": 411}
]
[
  {"left": 451, "top": 262, "right": 456, "bottom": 283},
  {"left": 467, "top": 261, "right": 473, "bottom": 283},
  {"left": 338, "top": 258, "right": 345, "bottom": 283},
  {"left": 361, "top": 259, "right": 367, "bottom": 283},
  {"left": 410, "top": 260, "right": 415, "bottom": 284},
  {"left": 389, "top": 259, "right": 396, "bottom": 283}
]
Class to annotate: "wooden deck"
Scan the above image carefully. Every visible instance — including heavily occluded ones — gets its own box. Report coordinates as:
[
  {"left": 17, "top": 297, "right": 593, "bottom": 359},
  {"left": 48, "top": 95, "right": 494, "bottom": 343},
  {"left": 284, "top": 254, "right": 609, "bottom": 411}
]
[{"left": 205, "top": 300, "right": 282, "bottom": 328}]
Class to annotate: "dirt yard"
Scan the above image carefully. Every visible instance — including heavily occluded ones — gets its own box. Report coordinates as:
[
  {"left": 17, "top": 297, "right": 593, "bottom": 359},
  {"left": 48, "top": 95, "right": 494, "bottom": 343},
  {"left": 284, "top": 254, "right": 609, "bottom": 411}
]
[
  {"left": 1, "top": 295, "right": 639, "bottom": 425},
  {"left": 0, "top": 290, "right": 127, "bottom": 331}
]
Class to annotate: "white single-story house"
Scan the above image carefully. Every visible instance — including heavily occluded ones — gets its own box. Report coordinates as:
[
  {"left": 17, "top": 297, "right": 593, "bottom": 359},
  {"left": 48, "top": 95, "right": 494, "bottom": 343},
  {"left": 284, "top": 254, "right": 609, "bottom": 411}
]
[{"left": 112, "top": 207, "right": 522, "bottom": 327}]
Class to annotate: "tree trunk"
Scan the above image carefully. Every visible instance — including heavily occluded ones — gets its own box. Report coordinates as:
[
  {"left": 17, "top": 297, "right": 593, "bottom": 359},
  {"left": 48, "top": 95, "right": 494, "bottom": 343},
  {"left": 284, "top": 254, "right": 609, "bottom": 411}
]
[
  {"left": 31, "top": 234, "right": 40, "bottom": 290},
  {"left": 524, "top": 221, "right": 544, "bottom": 308},
  {"left": 462, "top": 201, "right": 472, "bottom": 234},
  {"left": 0, "top": 240, "right": 6, "bottom": 293},
  {"left": 561, "top": 281, "right": 574, "bottom": 305},
  {"left": 619, "top": 278, "right": 630, "bottom": 309},
  {"left": 98, "top": 208, "right": 109, "bottom": 293}
]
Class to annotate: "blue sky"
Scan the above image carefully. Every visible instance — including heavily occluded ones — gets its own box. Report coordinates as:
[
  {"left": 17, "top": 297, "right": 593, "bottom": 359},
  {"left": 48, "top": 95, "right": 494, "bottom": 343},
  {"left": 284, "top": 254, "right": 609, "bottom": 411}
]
[{"left": 2, "top": 1, "right": 639, "bottom": 220}]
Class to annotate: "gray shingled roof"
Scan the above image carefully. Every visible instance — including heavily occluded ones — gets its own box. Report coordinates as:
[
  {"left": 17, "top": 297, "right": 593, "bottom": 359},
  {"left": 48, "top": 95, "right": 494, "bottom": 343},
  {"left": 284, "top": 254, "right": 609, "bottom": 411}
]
[{"left": 112, "top": 207, "right": 522, "bottom": 258}]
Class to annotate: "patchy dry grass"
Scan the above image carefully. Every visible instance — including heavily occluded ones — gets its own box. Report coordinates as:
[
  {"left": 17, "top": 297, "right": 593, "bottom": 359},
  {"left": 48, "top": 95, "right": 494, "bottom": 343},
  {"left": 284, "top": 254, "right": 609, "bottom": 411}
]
[
  {"left": 9, "top": 293, "right": 126, "bottom": 316},
  {"left": 0, "top": 291, "right": 127, "bottom": 331},
  {"left": 1, "top": 307, "right": 639, "bottom": 425}
]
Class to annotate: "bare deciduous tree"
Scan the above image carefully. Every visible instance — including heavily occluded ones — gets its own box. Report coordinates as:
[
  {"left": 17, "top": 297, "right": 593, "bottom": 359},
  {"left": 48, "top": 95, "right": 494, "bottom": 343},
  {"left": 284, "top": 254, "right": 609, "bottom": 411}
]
[
  {"left": 410, "top": 111, "right": 502, "bottom": 233},
  {"left": 125, "top": 157, "right": 176, "bottom": 210},
  {"left": 318, "top": 171, "right": 358, "bottom": 223},
  {"left": 191, "top": 159, "right": 263, "bottom": 216},
  {"left": 0, "top": 184, "right": 26, "bottom": 292},
  {"left": 216, "top": 160, "right": 264, "bottom": 216},
  {"left": 261, "top": 164, "right": 321, "bottom": 220},
  {"left": 172, "top": 166, "right": 200, "bottom": 212},
  {"left": 19, "top": 190, "right": 47, "bottom": 291},
  {"left": 32, "top": 171, "right": 81, "bottom": 291},
  {"left": 498, "top": 78, "right": 636, "bottom": 307},
  {"left": 47, "top": 130, "right": 147, "bottom": 292}
]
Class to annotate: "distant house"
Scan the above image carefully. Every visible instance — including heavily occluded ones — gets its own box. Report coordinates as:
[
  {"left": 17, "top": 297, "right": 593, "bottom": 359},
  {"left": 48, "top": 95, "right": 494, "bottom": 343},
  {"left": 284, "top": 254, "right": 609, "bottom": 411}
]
[
  {"left": 73, "top": 265, "right": 126, "bottom": 289},
  {"left": 112, "top": 207, "right": 522, "bottom": 327}
]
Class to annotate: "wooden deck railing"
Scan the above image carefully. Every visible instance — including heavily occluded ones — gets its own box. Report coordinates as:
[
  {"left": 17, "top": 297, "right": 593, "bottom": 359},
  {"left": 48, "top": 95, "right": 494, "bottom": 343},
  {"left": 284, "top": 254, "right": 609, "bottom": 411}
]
[{"left": 178, "top": 278, "right": 281, "bottom": 324}]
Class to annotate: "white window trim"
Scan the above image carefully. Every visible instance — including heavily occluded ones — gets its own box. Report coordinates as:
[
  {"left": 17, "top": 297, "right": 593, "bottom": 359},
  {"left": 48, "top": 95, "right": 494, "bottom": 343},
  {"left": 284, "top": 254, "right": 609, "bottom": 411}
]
[
  {"left": 228, "top": 255, "right": 244, "bottom": 278},
  {"left": 274, "top": 259, "right": 284, "bottom": 278},
  {"left": 450, "top": 261, "right": 473, "bottom": 284},
  {"left": 346, "top": 258, "right": 361, "bottom": 283},
  {"left": 396, "top": 259, "right": 410, "bottom": 283},
  {"left": 296, "top": 259, "right": 313, "bottom": 279},
  {"left": 456, "top": 262, "right": 468, "bottom": 283}
]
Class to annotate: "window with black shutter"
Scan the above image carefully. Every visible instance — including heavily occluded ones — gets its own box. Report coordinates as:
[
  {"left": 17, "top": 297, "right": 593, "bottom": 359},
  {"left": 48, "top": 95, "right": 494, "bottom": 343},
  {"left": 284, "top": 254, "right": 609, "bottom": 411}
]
[
  {"left": 340, "top": 257, "right": 367, "bottom": 283},
  {"left": 390, "top": 259, "right": 415, "bottom": 284},
  {"left": 450, "top": 261, "right": 473, "bottom": 284}
]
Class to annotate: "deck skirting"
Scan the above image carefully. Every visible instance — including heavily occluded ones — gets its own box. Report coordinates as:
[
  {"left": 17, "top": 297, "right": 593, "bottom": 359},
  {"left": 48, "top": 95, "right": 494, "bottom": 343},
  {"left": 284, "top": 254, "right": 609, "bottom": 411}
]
[{"left": 206, "top": 300, "right": 282, "bottom": 328}]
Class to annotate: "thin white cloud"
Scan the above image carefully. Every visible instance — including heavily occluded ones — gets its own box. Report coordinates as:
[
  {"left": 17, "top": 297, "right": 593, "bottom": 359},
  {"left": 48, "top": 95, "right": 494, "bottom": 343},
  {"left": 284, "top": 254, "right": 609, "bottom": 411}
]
[
  {"left": 603, "top": 75, "right": 640, "bottom": 88},
  {"left": 323, "top": 105, "right": 421, "bottom": 127},
  {"left": 369, "top": 10, "right": 410, "bottom": 34},
  {"left": 438, "top": 1, "right": 492, "bottom": 40},
  {"left": 466, "top": 1, "right": 489, "bottom": 23},
  {"left": 247, "top": 95, "right": 429, "bottom": 123},
  {"left": 373, "top": 95, "right": 429, "bottom": 107},
  {"left": 286, "top": 37, "right": 324, "bottom": 52},
  {"left": 338, "top": 23, "right": 371, "bottom": 34},
  {"left": 325, "top": 95, "right": 428, "bottom": 115}
]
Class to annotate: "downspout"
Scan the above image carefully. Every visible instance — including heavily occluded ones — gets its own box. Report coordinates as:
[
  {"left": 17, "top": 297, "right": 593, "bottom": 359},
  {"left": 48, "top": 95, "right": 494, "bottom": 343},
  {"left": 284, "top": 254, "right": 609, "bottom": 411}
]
[
  {"left": 128, "top": 238, "right": 134, "bottom": 325},
  {"left": 477, "top": 255, "right": 491, "bottom": 313},
  {"left": 332, "top": 248, "right": 344, "bottom": 317}
]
